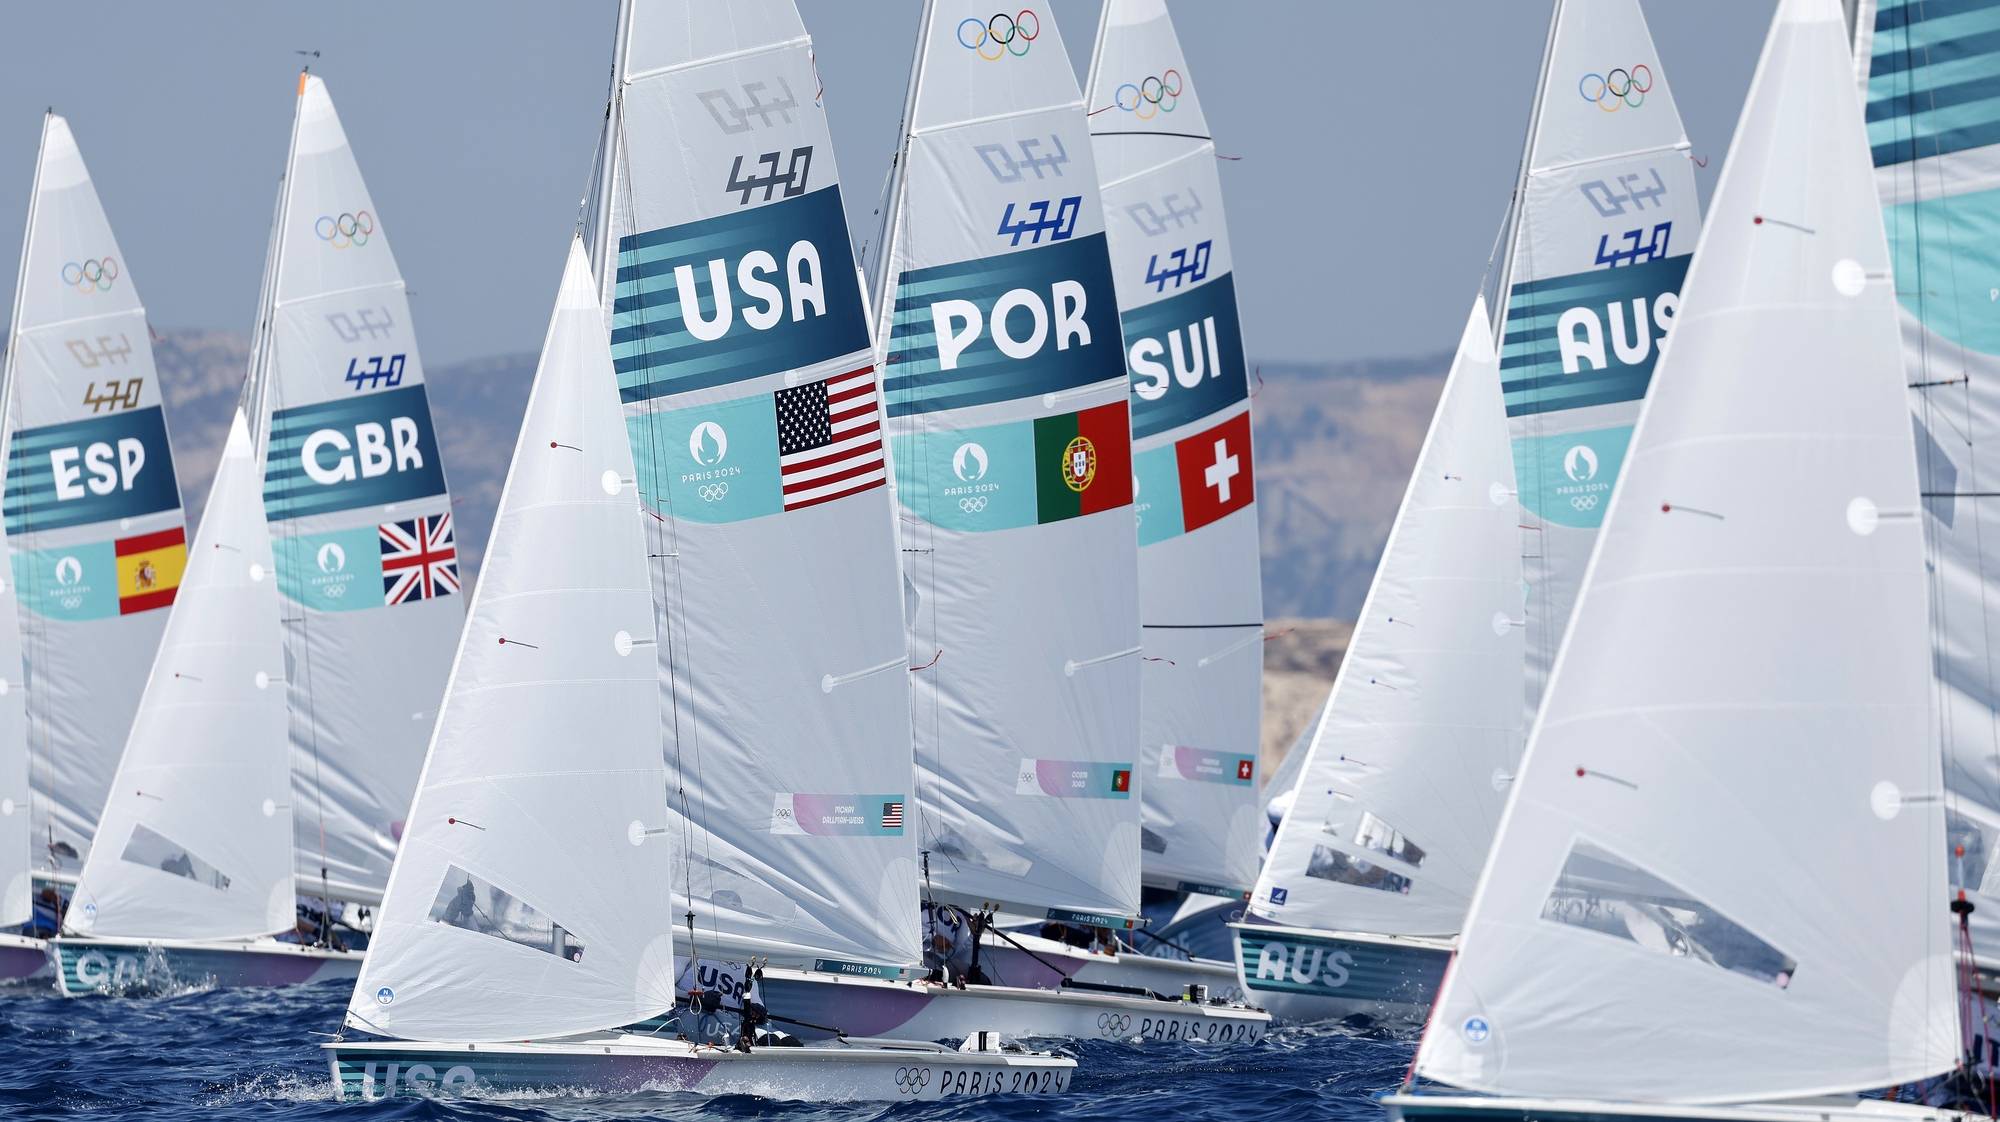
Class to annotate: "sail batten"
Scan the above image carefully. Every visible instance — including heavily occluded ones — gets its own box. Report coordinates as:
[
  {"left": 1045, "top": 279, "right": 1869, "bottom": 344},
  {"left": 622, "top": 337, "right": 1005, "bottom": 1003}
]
[{"left": 1086, "top": 0, "right": 1262, "bottom": 899}]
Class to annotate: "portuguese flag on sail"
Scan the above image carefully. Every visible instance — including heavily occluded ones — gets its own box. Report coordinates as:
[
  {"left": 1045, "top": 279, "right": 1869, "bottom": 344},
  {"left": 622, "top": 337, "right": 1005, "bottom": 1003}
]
[{"left": 1033, "top": 402, "right": 1133, "bottom": 523}]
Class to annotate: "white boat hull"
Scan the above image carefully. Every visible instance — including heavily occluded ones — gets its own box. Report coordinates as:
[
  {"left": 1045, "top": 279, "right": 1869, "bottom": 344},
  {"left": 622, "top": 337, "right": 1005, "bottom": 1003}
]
[
  {"left": 1231, "top": 921, "right": 1450, "bottom": 1026},
  {"left": 0, "top": 932, "right": 49, "bottom": 981},
  {"left": 53, "top": 936, "right": 361, "bottom": 995},
  {"left": 980, "top": 929, "right": 1244, "bottom": 999},
  {"left": 327, "top": 1034, "right": 1074, "bottom": 1101},
  {"left": 752, "top": 965, "right": 1268, "bottom": 1044},
  {"left": 1383, "top": 1092, "right": 1968, "bottom": 1122}
]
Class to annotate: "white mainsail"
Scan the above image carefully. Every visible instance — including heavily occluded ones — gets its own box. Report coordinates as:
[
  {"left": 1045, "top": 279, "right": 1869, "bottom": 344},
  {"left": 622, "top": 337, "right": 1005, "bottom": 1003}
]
[
  {"left": 1497, "top": 0, "right": 1699, "bottom": 721},
  {"left": 346, "top": 239, "right": 675, "bottom": 1043},
  {"left": 63, "top": 410, "right": 293, "bottom": 942},
  {"left": 1085, "top": 0, "right": 1263, "bottom": 900},
  {"left": 582, "top": 0, "right": 920, "bottom": 972},
  {"left": 0, "top": 522, "right": 28, "bottom": 929},
  {"left": 1419, "top": 0, "right": 1954, "bottom": 1100},
  {"left": 1853, "top": 0, "right": 2000, "bottom": 973},
  {"left": 248, "top": 75, "right": 462, "bottom": 906},
  {"left": 876, "top": 0, "right": 1142, "bottom": 923},
  {"left": 1249, "top": 301, "right": 1521, "bottom": 939},
  {"left": 3, "top": 113, "right": 190, "bottom": 873}
]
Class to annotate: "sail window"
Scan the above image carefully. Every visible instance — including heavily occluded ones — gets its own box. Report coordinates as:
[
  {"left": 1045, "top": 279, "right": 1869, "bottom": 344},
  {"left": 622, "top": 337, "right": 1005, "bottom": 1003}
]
[
  {"left": 427, "top": 866, "right": 584, "bottom": 962},
  {"left": 121, "top": 824, "right": 231, "bottom": 891},
  {"left": 1306, "top": 845, "right": 1413, "bottom": 894},
  {"left": 1543, "top": 840, "right": 1796, "bottom": 988}
]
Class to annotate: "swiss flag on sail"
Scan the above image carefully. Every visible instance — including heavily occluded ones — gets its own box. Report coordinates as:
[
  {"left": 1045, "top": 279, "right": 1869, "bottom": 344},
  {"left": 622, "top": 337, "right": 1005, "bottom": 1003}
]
[{"left": 1174, "top": 411, "right": 1254, "bottom": 532}]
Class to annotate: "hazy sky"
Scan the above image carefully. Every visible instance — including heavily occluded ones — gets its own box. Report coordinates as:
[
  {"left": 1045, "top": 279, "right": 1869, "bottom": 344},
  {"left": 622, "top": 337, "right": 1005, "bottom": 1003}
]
[{"left": 0, "top": 1, "right": 1771, "bottom": 368}]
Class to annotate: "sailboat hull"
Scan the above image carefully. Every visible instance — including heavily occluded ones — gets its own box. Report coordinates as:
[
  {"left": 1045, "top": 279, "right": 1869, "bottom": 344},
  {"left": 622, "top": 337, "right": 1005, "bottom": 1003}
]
[
  {"left": 754, "top": 966, "right": 1268, "bottom": 1044},
  {"left": 0, "top": 932, "right": 49, "bottom": 981},
  {"left": 1231, "top": 922, "right": 1449, "bottom": 1026},
  {"left": 52, "top": 936, "right": 361, "bottom": 995},
  {"left": 1383, "top": 1093, "right": 1960, "bottom": 1122},
  {"left": 980, "top": 929, "right": 1243, "bottom": 999},
  {"left": 326, "top": 1035, "right": 1074, "bottom": 1101}
]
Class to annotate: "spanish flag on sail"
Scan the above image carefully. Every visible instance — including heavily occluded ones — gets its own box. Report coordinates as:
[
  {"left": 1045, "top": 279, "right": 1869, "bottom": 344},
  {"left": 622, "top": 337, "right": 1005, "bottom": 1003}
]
[{"left": 115, "top": 527, "right": 186, "bottom": 615}]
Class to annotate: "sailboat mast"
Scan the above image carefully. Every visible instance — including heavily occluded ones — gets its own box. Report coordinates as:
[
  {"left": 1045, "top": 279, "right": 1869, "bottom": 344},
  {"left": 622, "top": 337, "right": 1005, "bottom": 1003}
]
[
  {"left": 1487, "top": 0, "right": 1563, "bottom": 340},
  {"left": 0, "top": 112, "right": 51, "bottom": 415},
  {"left": 246, "top": 72, "right": 311, "bottom": 460},
  {"left": 586, "top": 0, "right": 634, "bottom": 306},
  {"left": 865, "top": 0, "right": 935, "bottom": 367}
]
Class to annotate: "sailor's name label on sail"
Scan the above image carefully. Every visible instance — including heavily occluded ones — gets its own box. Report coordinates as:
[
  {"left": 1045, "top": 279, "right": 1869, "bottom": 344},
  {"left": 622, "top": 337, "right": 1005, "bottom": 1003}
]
[
  {"left": 1500, "top": 253, "right": 1689, "bottom": 418},
  {"left": 263, "top": 384, "right": 446, "bottom": 520},
  {"left": 768, "top": 793, "right": 906, "bottom": 836},
  {"left": 1513, "top": 425, "right": 1632, "bottom": 530},
  {"left": 4, "top": 406, "right": 182, "bottom": 534},
  {"left": 883, "top": 234, "right": 1121, "bottom": 417},
  {"left": 891, "top": 402, "right": 1132, "bottom": 531},
  {"left": 1122, "top": 272, "right": 1247, "bottom": 441},
  {"left": 610, "top": 186, "right": 868, "bottom": 405},
  {"left": 1015, "top": 758, "right": 1133, "bottom": 799},
  {"left": 1133, "top": 410, "right": 1253, "bottom": 546},
  {"left": 1156, "top": 744, "right": 1256, "bottom": 786}
]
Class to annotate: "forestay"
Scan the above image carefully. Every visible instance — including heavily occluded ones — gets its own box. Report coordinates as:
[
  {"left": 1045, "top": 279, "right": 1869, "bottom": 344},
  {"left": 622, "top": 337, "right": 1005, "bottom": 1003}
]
[
  {"left": 1496, "top": 0, "right": 1699, "bottom": 721},
  {"left": 347, "top": 240, "right": 675, "bottom": 1043},
  {"left": 1853, "top": 0, "right": 2000, "bottom": 974},
  {"left": 1419, "top": 1, "right": 1953, "bottom": 1100},
  {"left": 3, "top": 114, "right": 189, "bottom": 872},
  {"left": 1249, "top": 301, "right": 1522, "bottom": 939},
  {"left": 248, "top": 76, "right": 461, "bottom": 906},
  {"left": 64, "top": 410, "right": 293, "bottom": 943},
  {"left": 583, "top": 0, "right": 919, "bottom": 972},
  {"left": 1085, "top": 0, "right": 1262, "bottom": 900},
  {"left": 876, "top": 0, "right": 1142, "bottom": 923}
]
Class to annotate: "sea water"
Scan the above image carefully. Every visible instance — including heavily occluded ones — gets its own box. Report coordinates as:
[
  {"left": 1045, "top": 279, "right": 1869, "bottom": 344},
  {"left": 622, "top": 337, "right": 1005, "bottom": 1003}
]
[{"left": 0, "top": 975, "right": 1412, "bottom": 1120}]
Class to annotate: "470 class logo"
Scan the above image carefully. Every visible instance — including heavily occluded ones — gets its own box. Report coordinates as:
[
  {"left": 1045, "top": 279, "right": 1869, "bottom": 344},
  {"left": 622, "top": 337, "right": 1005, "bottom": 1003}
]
[{"left": 958, "top": 10, "right": 1039, "bottom": 60}]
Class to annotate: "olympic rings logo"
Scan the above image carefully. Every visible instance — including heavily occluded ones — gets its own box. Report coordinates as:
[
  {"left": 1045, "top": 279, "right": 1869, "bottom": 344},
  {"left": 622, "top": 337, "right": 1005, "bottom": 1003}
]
[
  {"left": 698, "top": 483, "right": 730, "bottom": 503},
  {"left": 1570, "top": 495, "right": 1599, "bottom": 512},
  {"left": 315, "top": 211, "right": 375, "bottom": 249},
  {"left": 894, "top": 1066, "right": 932, "bottom": 1093},
  {"left": 957, "top": 10, "right": 1039, "bottom": 60},
  {"left": 1579, "top": 65, "right": 1653, "bottom": 112},
  {"left": 1114, "top": 70, "right": 1183, "bottom": 120},
  {"left": 61, "top": 258, "right": 119, "bottom": 294},
  {"left": 958, "top": 496, "right": 988, "bottom": 514},
  {"left": 1096, "top": 1012, "right": 1133, "bottom": 1034}
]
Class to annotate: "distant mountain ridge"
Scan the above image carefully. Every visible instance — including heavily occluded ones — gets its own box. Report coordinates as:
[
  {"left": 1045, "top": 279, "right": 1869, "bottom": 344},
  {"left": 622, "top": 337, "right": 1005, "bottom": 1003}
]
[{"left": 150, "top": 329, "right": 1450, "bottom": 622}]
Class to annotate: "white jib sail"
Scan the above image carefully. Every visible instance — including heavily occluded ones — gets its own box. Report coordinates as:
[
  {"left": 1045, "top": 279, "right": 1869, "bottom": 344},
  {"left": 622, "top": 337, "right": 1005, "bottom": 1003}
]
[
  {"left": 3, "top": 113, "right": 190, "bottom": 874},
  {"left": 346, "top": 239, "right": 675, "bottom": 1043},
  {"left": 249, "top": 75, "right": 462, "bottom": 906},
  {"left": 1249, "top": 300, "right": 1522, "bottom": 939},
  {"left": 1498, "top": 0, "right": 1699, "bottom": 723},
  {"left": 583, "top": 0, "right": 920, "bottom": 971},
  {"left": 0, "top": 520, "right": 30, "bottom": 930},
  {"left": 1086, "top": 0, "right": 1264, "bottom": 900},
  {"left": 64, "top": 410, "right": 293, "bottom": 942},
  {"left": 1854, "top": 0, "right": 2000, "bottom": 974},
  {"left": 1419, "top": 0, "right": 1954, "bottom": 1101},
  {"left": 876, "top": 0, "right": 1144, "bottom": 924}
]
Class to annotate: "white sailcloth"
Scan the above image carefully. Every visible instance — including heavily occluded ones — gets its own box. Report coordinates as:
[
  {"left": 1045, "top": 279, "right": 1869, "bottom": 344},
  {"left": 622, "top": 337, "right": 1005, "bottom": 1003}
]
[
  {"left": 248, "top": 75, "right": 462, "bottom": 905},
  {"left": 63, "top": 410, "right": 293, "bottom": 942},
  {"left": 346, "top": 240, "right": 675, "bottom": 1043},
  {"left": 1085, "top": 0, "right": 1263, "bottom": 899},
  {"left": 0, "top": 522, "right": 29, "bottom": 929},
  {"left": 1853, "top": 0, "right": 2000, "bottom": 974},
  {"left": 1419, "top": 0, "right": 1954, "bottom": 1101},
  {"left": 3, "top": 113, "right": 189, "bottom": 873},
  {"left": 1249, "top": 301, "right": 1521, "bottom": 939},
  {"left": 877, "top": 0, "right": 1143, "bottom": 922},
  {"left": 1497, "top": 0, "right": 1699, "bottom": 722},
  {"left": 582, "top": 0, "right": 920, "bottom": 971}
]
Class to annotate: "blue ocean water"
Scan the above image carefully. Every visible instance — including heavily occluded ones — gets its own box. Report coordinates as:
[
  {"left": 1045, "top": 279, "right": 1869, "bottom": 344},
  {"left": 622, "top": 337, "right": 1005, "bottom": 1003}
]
[{"left": 0, "top": 975, "right": 1413, "bottom": 1122}]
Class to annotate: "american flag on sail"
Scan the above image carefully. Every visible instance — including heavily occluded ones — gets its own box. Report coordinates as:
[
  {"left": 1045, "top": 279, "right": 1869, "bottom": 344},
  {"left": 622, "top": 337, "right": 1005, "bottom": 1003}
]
[
  {"left": 379, "top": 512, "right": 459, "bottom": 606},
  {"left": 773, "top": 366, "right": 885, "bottom": 511},
  {"left": 881, "top": 801, "right": 904, "bottom": 830}
]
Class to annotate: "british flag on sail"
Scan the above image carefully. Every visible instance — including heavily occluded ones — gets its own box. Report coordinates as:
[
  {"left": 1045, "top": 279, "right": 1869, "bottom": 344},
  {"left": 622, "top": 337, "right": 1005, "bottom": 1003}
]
[
  {"left": 379, "top": 513, "right": 459, "bottom": 606},
  {"left": 775, "top": 366, "right": 885, "bottom": 511}
]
